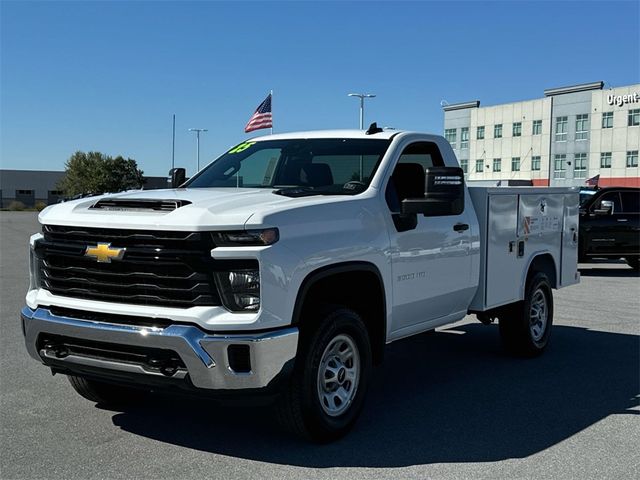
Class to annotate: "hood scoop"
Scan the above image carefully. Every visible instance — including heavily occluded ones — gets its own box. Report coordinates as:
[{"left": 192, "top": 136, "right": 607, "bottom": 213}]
[{"left": 89, "top": 198, "right": 192, "bottom": 212}]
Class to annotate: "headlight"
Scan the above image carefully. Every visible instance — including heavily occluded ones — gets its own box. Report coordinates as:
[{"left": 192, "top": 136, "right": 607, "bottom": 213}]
[
  {"left": 214, "top": 268, "right": 260, "bottom": 312},
  {"left": 28, "top": 234, "right": 43, "bottom": 291},
  {"left": 212, "top": 228, "right": 279, "bottom": 246}
]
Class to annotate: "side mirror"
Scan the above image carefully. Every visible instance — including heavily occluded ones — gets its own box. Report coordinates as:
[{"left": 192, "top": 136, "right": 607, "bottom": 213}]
[
  {"left": 594, "top": 199, "right": 614, "bottom": 215},
  {"left": 169, "top": 168, "right": 186, "bottom": 188},
  {"left": 401, "top": 166, "right": 465, "bottom": 217}
]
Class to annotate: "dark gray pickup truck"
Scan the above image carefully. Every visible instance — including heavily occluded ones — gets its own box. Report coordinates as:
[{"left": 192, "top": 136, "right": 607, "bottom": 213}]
[{"left": 579, "top": 186, "right": 640, "bottom": 270}]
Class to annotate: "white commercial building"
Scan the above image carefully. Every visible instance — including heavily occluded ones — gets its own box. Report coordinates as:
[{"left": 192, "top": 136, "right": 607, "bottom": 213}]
[{"left": 443, "top": 81, "right": 640, "bottom": 187}]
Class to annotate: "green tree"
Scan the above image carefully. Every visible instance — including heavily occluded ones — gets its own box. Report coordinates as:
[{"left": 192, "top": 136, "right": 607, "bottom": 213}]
[{"left": 58, "top": 151, "right": 144, "bottom": 196}]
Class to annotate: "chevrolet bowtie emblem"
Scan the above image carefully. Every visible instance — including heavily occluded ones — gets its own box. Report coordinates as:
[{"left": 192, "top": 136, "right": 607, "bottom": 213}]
[{"left": 84, "top": 243, "right": 125, "bottom": 263}]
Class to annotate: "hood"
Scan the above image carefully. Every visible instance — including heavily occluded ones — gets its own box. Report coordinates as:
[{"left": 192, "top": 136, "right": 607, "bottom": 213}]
[{"left": 38, "top": 187, "right": 350, "bottom": 230}]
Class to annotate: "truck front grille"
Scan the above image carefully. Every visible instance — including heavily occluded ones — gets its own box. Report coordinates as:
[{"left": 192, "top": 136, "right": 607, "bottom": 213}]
[{"left": 37, "top": 225, "right": 222, "bottom": 308}]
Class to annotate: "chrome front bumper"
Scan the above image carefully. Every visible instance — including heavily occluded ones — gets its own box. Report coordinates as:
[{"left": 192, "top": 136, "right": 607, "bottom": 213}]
[{"left": 21, "top": 307, "right": 298, "bottom": 390}]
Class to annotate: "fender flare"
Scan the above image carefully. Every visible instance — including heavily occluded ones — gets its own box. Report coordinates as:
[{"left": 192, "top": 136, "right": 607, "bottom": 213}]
[
  {"left": 521, "top": 251, "right": 558, "bottom": 299},
  {"left": 291, "top": 261, "right": 387, "bottom": 327}
]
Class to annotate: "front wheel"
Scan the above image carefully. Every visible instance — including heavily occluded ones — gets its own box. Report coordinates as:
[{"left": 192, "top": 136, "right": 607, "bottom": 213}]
[
  {"left": 276, "top": 307, "right": 372, "bottom": 442},
  {"left": 499, "top": 272, "right": 554, "bottom": 357}
]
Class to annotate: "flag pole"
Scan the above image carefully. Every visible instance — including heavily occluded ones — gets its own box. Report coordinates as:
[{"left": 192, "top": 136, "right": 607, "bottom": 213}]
[
  {"left": 270, "top": 89, "right": 273, "bottom": 135},
  {"left": 171, "top": 114, "right": 176, "bottom": 170}
]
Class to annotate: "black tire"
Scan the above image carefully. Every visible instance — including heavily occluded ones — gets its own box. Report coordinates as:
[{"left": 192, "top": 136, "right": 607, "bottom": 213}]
[
  {"left": 276, "top": 307, "right": 372, "bottom": 442},
  {"left": 67, "top": 375, "right": 146, "bottom": 405},
  {"left": 625, "top": 257, "right": 640, "bottom": 271},
  {"left": 499, "top": 272, "right": 554, "bottom": 357}
]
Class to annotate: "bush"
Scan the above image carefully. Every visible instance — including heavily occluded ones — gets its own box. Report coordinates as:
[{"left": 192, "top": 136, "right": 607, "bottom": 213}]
[
  {"left": 8, "top": 201, "right": 26, "bottom": 211},
  {"left": 35, "top": 201, "right": 48, "bottom": 211}
]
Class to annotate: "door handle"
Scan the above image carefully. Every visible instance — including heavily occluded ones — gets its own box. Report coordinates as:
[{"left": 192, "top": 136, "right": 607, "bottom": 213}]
[
  {"left": 616, "top": 218, "right": 628, "bottom": 222},
  {"left": 453, "top": 223, "right": 469, "bottom": 232}
]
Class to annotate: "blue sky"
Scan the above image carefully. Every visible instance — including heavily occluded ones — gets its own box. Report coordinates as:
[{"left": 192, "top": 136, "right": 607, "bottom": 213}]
[{"left": 1, "top": 0, "right": 638, "bottom": 177}]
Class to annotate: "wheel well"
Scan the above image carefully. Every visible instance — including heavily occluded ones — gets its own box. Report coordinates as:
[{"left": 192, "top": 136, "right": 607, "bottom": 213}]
[
  {"left": 527, "top": 254, "right": 558, "bottom": 289},
  {"left": 293, "top": 264, "right": 386, "bottom": 365}
]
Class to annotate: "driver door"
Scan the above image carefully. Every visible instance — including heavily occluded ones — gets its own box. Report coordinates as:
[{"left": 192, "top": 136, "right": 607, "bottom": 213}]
[{"left": 385, "top": 142, "right": 473, "bottom": 338}]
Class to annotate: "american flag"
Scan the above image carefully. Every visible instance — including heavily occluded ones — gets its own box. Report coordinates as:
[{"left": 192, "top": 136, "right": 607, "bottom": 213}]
[
  {"left": 244, "top": 93, "right": 272, "bottom": 133},
  {"left": 585, "top": 174, "right": 600, "bottom": 186}
]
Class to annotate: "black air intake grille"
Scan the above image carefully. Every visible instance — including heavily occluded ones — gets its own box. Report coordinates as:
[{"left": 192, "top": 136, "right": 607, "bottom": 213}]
[
  {"left": 90, "top": 198, "right": 191, "bottom": 212},
  {"left": 37, "top": 225, "right": 221, "bottom": 308},
  {"left": 48, "top": 307, "right": 174, "bottom": 329}
]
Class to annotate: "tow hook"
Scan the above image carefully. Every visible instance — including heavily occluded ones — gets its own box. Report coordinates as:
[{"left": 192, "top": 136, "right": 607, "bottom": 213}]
[
  {"left": 43, "top": 342, "right": 69, "bottom": 358},
  {"left": 147, "top": 357, "right": 181, "bottom": 377}
]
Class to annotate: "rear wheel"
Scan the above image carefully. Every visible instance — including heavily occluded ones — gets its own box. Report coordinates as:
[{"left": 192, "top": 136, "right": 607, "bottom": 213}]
[
  {"left": 276, "top": 307, "right": 372, "bottom": 442},
  {"left": 499, "top": 272, "right": 553, "bottom": 357},
  {"left": 67, "top": 375, "right": 146, "bottom": 405},
  {"left": 625, "top": 257, "right": 639, "bottom": 271}
]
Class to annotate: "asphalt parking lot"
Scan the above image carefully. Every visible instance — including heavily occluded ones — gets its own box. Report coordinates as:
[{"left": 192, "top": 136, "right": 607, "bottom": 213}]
[{"left": 1, "top": 211, "right": 638, "bottom": 480}]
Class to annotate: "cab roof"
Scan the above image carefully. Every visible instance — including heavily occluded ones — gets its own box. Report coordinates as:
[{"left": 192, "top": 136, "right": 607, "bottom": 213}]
[{"left": 249, "top": 129, "right": 403, "bottom": 142}]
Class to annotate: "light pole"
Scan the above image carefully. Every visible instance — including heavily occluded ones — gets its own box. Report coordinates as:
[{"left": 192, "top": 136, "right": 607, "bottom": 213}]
[
  {"left": 348, "top": 93, "right": 376, "bottom": 129},
  {"left": 188, "top": 128, "right": 208, "bottom": 171}
]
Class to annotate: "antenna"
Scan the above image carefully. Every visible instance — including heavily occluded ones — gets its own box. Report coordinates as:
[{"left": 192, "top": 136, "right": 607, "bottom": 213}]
[{"left": 440, "top": 99, "right": 450, "bottom": 107}]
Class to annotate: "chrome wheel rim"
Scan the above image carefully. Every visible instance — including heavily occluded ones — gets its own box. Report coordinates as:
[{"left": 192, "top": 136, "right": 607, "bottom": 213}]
[
  {"left": 529, "top": 288, "right": 548, "bottom": 341},
  {"left": 317, "top": 334, "right": 360, "bottom": 417}
]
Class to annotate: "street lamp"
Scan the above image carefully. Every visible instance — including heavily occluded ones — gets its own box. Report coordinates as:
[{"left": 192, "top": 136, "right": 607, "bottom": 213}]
[
  {"left": 348, "top": 93, "right": 376, "bottom": 129},
  {"left": 188, "top": 128, "right": 208, "bottom": 171}
]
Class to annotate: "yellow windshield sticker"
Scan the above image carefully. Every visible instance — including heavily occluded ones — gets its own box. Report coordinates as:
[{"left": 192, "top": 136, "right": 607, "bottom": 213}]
[{"left": 228, "top": 142, "right": 256, "bottom": 154}]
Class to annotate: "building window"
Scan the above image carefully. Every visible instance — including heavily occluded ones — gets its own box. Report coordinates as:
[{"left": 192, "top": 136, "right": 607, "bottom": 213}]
[
  {"left": 531, "top": 155, "right": 541, "bottom": 171},
  {"left": 512, "top": 122, "right": 522, "bottom": 137},
  {"left": 477, "top": 126, "right": 485, "bottom": 140},
  {"left": 460, "top": 127, "right": 469, "bottom": 149},
  {"left": 16, "top": 189, "right": 34, "bottom": 195},
  {"left": 475, "top": 159, "right": 484, "bottom": 173},
  {"left": 555, "top": 116, "right": 568, "bottom": 141},
  {"left": 494, "top": 124, "right": 502, "bottom": 138},
  {"left": 602, "top": 112, "right": 614, "bottom": 128},
  {"left": 511, "top": 157, "right": 521, "bottom": 172},
  {"left": 493, "top": 158, "right": 502, "bottom": 172},
  {"left": 48, "top": 190, "right": 64, "bottom": 196},
  {"left": 575, "top": 114, "right": 589, "bottom": 140},
  {"left": 460, "top": 159, "right": 468, "bottom": 173},
  {"left": 574, "top": 153, "right": 587, "bottom": 178},
  {"left": 554, "top": 154, "right": 566, "bottom": 178},
  {"left": 629, "top": 109, "right": 640, "bottom": 127},
  {"left": 532, "top": 120, "right": 542, "bottom": 135},
  {"left": 627, "top": 150, "right": 639, "bottom": 167},
  {"left": 600, "top": 152, "right": 612, "bottom": 168},
  {"left": 445, "top": 128, "right": 457, "bottom": 148}
]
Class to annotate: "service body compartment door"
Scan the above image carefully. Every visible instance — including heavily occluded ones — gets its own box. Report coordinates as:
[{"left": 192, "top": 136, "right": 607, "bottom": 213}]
[
  {"left": 485, "top": 194, "right": 521, "bottom": 307},
  {"left": 517, "top": 193, "right": 564, "bottom": 290},
  {"left": 561, "top": 193, "right": 580, "bottom": 287}
]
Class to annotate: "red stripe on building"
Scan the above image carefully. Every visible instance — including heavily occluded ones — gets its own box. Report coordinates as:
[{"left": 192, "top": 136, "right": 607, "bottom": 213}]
[
  {"left": 596, "top": 177, "right": 640, "bottom": 187},
  {"left": 532, "top": 179, "right": 550, "bottom": 186}
]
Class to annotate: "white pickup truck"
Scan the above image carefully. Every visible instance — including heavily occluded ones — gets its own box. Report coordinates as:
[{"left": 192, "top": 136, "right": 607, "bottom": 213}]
[{"left": 22, "top": 125, "right": 579, "bottom": 441}]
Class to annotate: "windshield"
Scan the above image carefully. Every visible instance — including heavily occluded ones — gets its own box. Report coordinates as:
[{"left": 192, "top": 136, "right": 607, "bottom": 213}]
[
  {"left": 579, "top": 190, "right": 596, "bottom": 206},
  {"left": 185, "top": 138, "right": 392, "bottom": 195}
]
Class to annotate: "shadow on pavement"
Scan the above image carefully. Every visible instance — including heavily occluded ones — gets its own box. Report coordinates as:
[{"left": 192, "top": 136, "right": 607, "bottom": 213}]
[
  {"left": 579, "top": 259, "right": 639, "bottom": 277},
  {"left": 109, "top": 324, "right": 639, "bottom": 467},
  {"left": 578, "top": 267, "right": 639, "bottom": 278}
]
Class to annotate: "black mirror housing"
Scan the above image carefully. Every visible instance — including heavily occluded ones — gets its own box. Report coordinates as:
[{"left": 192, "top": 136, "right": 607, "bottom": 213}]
[
  {"left": 401, "top": 166, "right": 465, "bottom": 217},
  {"left": 169, "top": 168, "right": 186, "bottom": 188}
]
